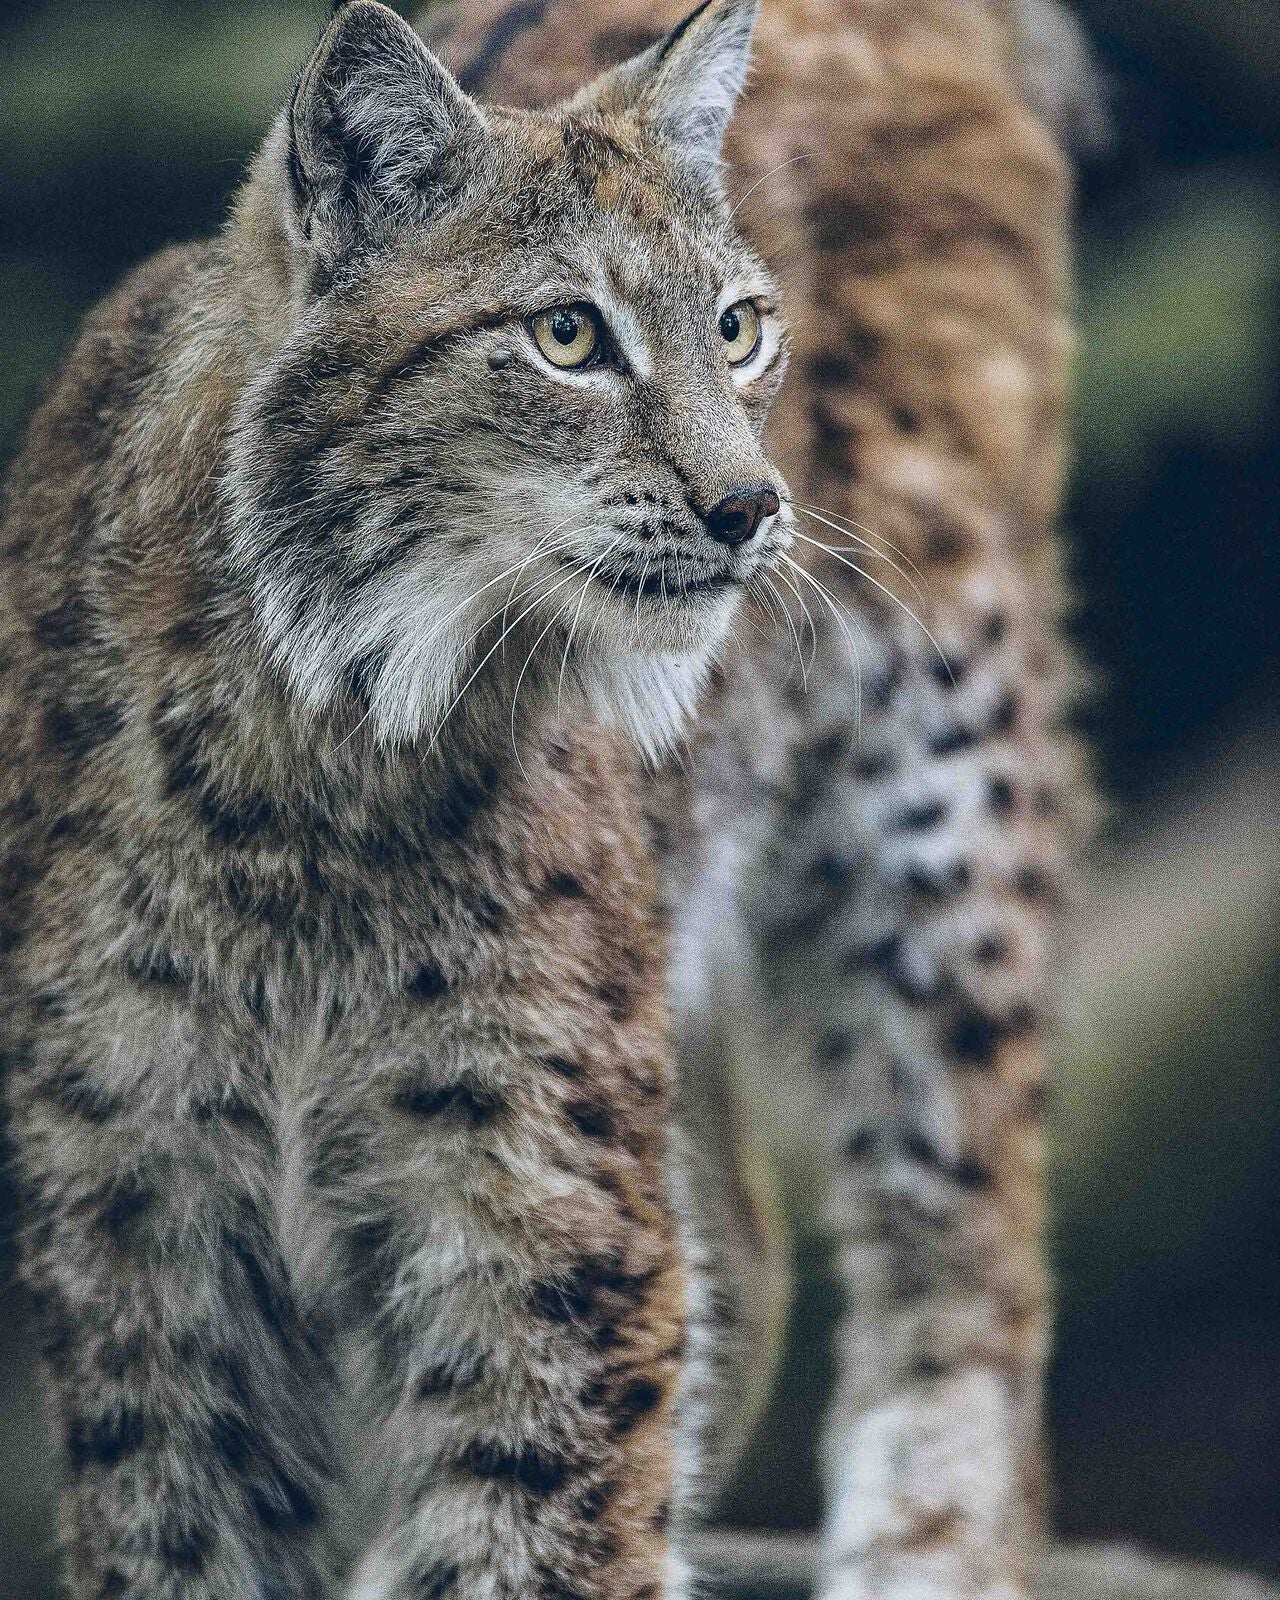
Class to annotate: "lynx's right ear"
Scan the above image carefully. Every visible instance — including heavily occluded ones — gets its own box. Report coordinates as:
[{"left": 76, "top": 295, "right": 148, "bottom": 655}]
[{"left": 283, "top": 0, "right": 486, "bottom": 250}]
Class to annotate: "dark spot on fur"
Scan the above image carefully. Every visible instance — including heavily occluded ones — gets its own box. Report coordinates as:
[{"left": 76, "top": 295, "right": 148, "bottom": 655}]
[
  {"left": 846, "top": 1126, "right": 877, "bottom": 1160},
  {"left": 973, "top": 933, "right": 1010, "bottom": 965},
  {"left": 163, "top": 611, "right": 216, "bottom": 653},
  {"left": 539, "top": 1054, "right": 584, "bottom": 1081},
  {"left": 594, "top": 978, "right": 635, "bottom": 1024},
  {"left": 1014, "top": 864, "right": 1057, "bottom": 903},
  {"left": 1033, "top": 784, "right": 1063, "bottom": 817},
  {"left": 123, "top": 946, "right": 190, "bottom": 993},
  {"left": 33, "top": 596, "right": 91, "bottom": 650},
  {"left": 610, "top": 1377, "right": 663, "bottom": 1434},
  {"left": 817, "top": 1027, "right": 858, "bottom": 1066},
  {"left": 983, "top": 612, "right": 1009, "bottom": 646},
  {"left": 393, "top": 1078, "right": 499, "bottom": 1127},
  {"left": 99, "top": 1179, "right": 156, "bottom": 1242},
  {"left": 417, "top": 1360, "right": 478, "bottom": 1399},
  {"left": 807, "top": 852, "right": 857, "bottom": 890},
  {"left": 1023, "top": 1080, "right": 1052, "bottom": 1119},
  {"left": 531, "top": 1257, "right": 654, "bottom": 1341},
  {"left": 457, "top": 1439, "right": 568, "bottom": 1496},
  {"left": 406, "top": 962, "right": 449, "bottom": 1000},
  {"left": 904, "top": 859, "right": 970, "bottom": 898},
  {"left": 564, "top": 1100, "right": 613, "bottom": 1139},
  {"left": 929, "top": 724, "right": 977, "bottom": 758},
  {"left": 925, "top": 524, "right": 968, "bottom": 564},
  {"left": 808, "top": 351, "right": 859, "bottom": 387},
  {"left": 414, "top": 1563, "right": 460, "bottom": 1600},
  {"left": 987, "top": 775, "right": 1015, "bottom": 815},
  {"left": 41, "top": 1066, "right": 124, "bottom": 1124},
  {"left": 892, "top": 798, "right": 948, "bottom": 833},
  {"left": 157, "top": 1521, "right": 211, "bottom": 1574},
  {"left": 194, "top": 1092, "right": 273, "bottom": 1147},
  {"left": 224, "top": 1225, "right": 304, "bottom": 1356},
  {"left": 949, "top": 1010, "right": 1002, "bottom": 1067},
  {"left": 578, "top": 1482, "right": 611, "bottom": 1521},
  {"left": 869, "top": 655, "right": 904, "bottom": 709},
  {"left": 209, "top": 1404, "right": 255, "bottom": 1474},
  {"left": 911, "top": 1354, "right": 950, "bottom": 1380},
  {"left": 241, "top": 974, "right": 270, "bottom": 1025},
  {"left": 199, "top": 788, "right": 277, "bottom": 849},
  {"left": 34, "top": 987, "right": 69, "bottom": 1021},
  {"left": 990, "top": 691, "right": 1019, "bottom": 734},
  {"left": 43, "top": 697, "right": 122, "bottom": 763},
  {"left": 901, "top": 1130, "right": 943, "bottom": 1169},
  {"left": 546, "top": 870, "right": 586, "bottom": 898},
  {"left": 852, "top": 750, "right": 896, "bottom": 781},
  {"left": 429, "top": 762, "right": 497, "bottom": 840},
  {"left": 931, "top": 652, "right": 966, "bottom": 689},
  {"left": 952, "top": 1158, "right": 995, "bottom": 1191},
  {"left": 248, "top": 1471, "right": 319, "bottom": 1532},
  {"left": 66, "top": 1405, "right": 148, "bottom": 1471}
]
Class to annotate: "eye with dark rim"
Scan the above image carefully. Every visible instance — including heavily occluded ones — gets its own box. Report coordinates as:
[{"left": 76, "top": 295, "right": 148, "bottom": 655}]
[
  {"left": 719, "top": 299, "right": 762, "bottom": 367},
  {"left": 529, "top": 303, "right": 603, "bottom": 370}
]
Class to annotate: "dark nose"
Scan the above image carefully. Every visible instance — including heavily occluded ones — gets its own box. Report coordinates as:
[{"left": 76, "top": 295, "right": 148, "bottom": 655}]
[{"left": 701, "top": 482, "right": 781, "bottom": 547}]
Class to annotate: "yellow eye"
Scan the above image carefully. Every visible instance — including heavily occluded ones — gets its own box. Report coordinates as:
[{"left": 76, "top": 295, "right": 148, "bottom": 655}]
[
  {"left": 530, "top": 304, "right": 601, "bottom": 369},
  {"left": 718, "top": 300, "right": 761, "bottom": 366}
]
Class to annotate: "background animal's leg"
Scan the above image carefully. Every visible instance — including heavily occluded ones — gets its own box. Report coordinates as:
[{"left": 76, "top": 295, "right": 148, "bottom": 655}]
[
  {"left": 673, "top": 972, "right": 793, "bottom": 1501},
  {"left": 731, "top": 2, "right": 1090, "bottom": 1595},
  {"left": 319, "top": 1042, "right": 688, "bottom": 1600},
  {"left": 9, "top": 1032, "right": 335, "bottom": 1600}
]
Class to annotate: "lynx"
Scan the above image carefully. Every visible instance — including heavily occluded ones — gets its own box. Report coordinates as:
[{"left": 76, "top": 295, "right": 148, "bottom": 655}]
[{"left": 0, "top": 1, "right": 1091, "bottom": 1598}]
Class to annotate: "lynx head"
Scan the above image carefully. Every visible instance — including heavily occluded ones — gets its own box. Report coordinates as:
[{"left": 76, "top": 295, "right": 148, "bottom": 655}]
[{"left": 227, "top": 0, "right": 791, "bottom": 758}]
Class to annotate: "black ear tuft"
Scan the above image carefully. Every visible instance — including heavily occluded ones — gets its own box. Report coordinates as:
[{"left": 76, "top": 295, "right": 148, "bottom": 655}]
[{"left": 565, "top": 0, "right": 759, "bottom": 187}]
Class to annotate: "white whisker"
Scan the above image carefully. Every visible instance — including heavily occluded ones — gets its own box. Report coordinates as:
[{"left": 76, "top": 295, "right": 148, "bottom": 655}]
[{"left": 788, "top": 526, "right": 953, "bottom": 684}]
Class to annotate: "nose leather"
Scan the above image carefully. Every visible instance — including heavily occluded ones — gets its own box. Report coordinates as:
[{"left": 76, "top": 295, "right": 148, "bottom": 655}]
[{"left": 701, "top": 482, "right": 781, "bottom": 546}]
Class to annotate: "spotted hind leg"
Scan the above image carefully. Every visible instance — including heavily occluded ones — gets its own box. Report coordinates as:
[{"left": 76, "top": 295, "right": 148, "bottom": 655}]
[{"left": 757, "top": 576, "right": 1079, "bottom": 1598}]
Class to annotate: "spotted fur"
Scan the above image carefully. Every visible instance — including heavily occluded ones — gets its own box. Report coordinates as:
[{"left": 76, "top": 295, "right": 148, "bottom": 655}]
[
  {"left": 428, "top": 1, "right": 1093, "bottom": 1597},
  {"left": 1, "top": 1, "right": 1092, "bottom": 1598},
  {"left": 0, "top": 3, "right": 795, "bottom": 1597}
]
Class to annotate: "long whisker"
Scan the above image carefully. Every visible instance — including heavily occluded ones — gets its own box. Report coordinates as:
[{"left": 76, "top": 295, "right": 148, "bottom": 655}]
[
  {"left": 790, "top": 502, "right": 932, "bottom": 610},
  {"left": 728, "top": 151, "right": 814, "bottom": 223},
  {"left": 778, "top": 551, "right": 866, "bottom": 733},
  {"left": 325, "top": 530, "right": 583, "bottom": 757},
  {"left": 751, "top": 569, "right": 807, "bottom": 687},
  {"left": 771, "top": 560, "right": 819, "bottom": 677},
  {"left": 794, "top": 499, "right": 928, "bottom": 581},
  {"left": 788, "top": 526, "right": 954, "bottom": 684},
  {"left": 423, "top": 563, "right": 589, "bottom": 760},
  {"left": 556, "top": 535, "right": 624, "bottom": 708}
]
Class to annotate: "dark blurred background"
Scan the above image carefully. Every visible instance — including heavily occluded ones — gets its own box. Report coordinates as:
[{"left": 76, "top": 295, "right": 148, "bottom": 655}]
[{"left": 1, "top": 1, "right": 1277, "bottom": 1593}]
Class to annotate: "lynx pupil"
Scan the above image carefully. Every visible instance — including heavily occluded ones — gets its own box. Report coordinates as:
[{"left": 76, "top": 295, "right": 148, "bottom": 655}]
[
  {"left": 719, "top": 307, "right": 741, "bottom": 342},
  {"left": 552, "top": 310, "right": 580, "bottom": 345}
]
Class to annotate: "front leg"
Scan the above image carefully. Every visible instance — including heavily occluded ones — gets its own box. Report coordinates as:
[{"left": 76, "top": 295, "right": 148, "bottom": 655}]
[
  {"left": 323, "top": 1013, "right": 689, "bottom": 1600},
  {"left": 9, "top": 1012, "right": 338, "bottom": 1600}
]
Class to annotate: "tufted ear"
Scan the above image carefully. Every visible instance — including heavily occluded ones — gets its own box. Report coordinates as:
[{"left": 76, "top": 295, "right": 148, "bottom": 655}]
[
  {"left": 285, "top": 0, "right": 486, "bottom": 247},
  {"left": 568, "top": 0, "right": 760, "bottom": 186}
]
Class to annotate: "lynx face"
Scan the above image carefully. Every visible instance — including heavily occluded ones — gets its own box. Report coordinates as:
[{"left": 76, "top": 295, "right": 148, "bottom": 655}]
[{"left": 226, "top": 0, "right": 790, "bottom": 754}]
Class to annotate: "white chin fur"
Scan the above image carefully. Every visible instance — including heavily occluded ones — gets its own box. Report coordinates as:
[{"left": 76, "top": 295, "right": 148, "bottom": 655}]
[
  {"left": 267, "top": 547, "right": 736, "bottom": 761},
  {"left": 576, "top": 580, "right": 738, "bottom": 762},
  {"left": 585, "top": 649, "right": 717, "bottom": 765}
]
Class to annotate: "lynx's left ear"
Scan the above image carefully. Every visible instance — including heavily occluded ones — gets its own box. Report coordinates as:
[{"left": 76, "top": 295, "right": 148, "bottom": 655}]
[{"left": 569, "top": 0, "right": 761, "bottom": 186}]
